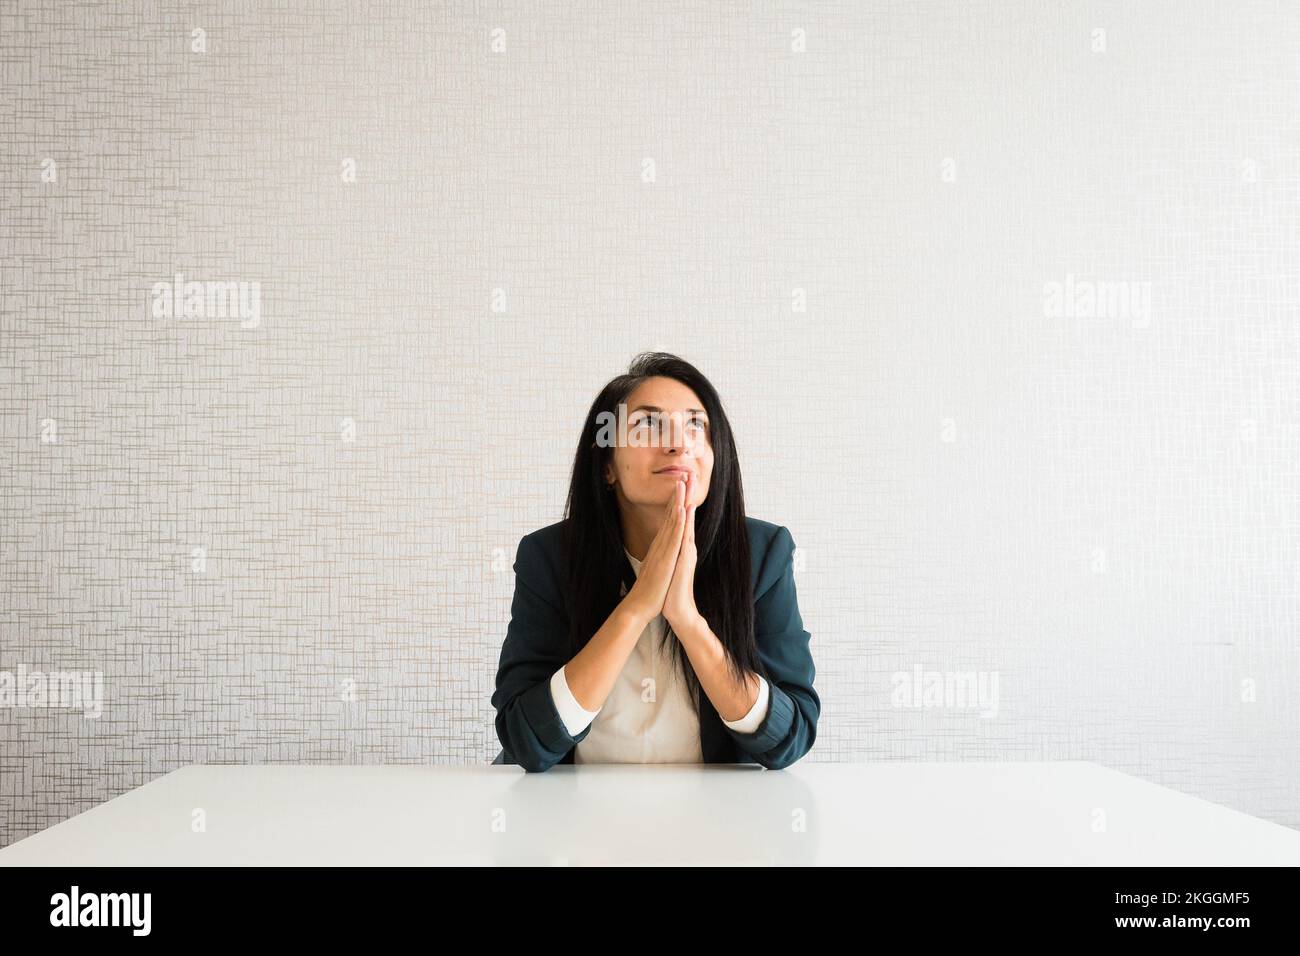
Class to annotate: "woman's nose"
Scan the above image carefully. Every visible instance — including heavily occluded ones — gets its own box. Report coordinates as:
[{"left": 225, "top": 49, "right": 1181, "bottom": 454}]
[{"left": 659, "top": 416, "right": 694, "bottom": 449}]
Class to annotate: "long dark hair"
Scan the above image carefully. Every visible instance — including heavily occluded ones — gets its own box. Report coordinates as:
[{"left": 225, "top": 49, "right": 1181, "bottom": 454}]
[{"left": 560, "top": 352, "right": 762, "bottom": 714}]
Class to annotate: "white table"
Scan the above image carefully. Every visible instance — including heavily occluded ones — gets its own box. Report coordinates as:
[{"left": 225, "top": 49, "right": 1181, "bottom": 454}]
[{"left": 2, "top": 761, "right": 1296, "bottom": 865}]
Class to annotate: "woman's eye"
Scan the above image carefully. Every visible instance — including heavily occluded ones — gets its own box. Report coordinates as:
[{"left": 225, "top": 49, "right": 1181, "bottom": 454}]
[{"left": 628, "top": 415, "right": 705, "bottom": 436}]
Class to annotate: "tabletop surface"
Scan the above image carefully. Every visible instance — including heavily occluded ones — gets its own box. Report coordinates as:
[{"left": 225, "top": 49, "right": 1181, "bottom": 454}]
[{"left": 2, "top": 761, "right": 1297, "bottom": 866}]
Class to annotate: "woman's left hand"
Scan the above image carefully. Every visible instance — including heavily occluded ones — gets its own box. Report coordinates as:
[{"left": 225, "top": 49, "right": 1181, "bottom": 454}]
[{"left": 663, "top": 471, "right": 705, "bottom": 637}]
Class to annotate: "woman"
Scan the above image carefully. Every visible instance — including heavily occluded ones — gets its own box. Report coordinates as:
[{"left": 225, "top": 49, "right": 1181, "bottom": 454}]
[{"left": 491, "top": 352, "right": 819, "bottom": 772}]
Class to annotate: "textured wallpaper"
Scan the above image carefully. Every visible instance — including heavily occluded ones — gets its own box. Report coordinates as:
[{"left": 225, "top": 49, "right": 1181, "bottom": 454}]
[{"left": 2, "top": 0, "right": 1298, "bottom": 848}]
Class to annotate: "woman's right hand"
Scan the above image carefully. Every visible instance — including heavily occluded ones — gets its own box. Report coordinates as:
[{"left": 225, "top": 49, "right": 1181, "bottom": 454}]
[{"left": 622, "top": 477, "right": 687, "bottom": 624}]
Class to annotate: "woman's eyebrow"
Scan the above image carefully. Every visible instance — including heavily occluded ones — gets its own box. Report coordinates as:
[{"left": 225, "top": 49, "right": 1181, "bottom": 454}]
[{"left": 629, "top": 405, "right": 707, "bottom": 415}]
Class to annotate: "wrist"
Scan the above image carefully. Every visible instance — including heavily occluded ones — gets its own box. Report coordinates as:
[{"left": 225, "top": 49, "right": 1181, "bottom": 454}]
[
  {"left": 667, "top": 610, "right": 709, "bottom": 643},
  {"left": 617, "top": 596, "right": 655, "bottom": 632}
]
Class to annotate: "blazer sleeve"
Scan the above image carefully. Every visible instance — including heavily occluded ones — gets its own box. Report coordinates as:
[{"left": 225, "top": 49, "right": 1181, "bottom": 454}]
[
  {"left": 491, "top": 532, "right": 593, "bottom": 772},
  {"left": 722, "top": 525, "right": 820, "bottom": 769}
]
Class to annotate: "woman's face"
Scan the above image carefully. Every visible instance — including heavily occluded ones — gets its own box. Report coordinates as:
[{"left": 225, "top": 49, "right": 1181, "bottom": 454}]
[{"left": 604, "top": 376, "right": 713, "bottom": 509}]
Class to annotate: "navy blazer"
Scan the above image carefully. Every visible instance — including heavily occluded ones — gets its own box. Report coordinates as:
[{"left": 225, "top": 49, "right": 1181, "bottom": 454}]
[{"left": 492, "top": 516, "right": 819, "bottom": 772}]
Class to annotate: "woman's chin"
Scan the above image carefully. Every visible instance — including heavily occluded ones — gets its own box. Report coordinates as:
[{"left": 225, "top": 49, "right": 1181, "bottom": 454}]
[{"left": 627, "top": 487, "right": 703, "bottom": 508}]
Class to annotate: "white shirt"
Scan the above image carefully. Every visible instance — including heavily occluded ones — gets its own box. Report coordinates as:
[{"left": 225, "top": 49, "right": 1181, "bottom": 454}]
[{"left": 548, "top": 548, "right": 771, "bottom": 763}]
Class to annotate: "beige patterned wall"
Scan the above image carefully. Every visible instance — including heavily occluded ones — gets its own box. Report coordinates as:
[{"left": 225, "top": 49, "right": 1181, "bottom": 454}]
[{"left": 2, "top": 0, "right": 1298, "bottom": 847}]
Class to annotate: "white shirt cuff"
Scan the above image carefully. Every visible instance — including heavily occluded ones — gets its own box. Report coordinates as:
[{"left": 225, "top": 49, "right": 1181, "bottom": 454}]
[
  {"left": 550, "top": 665, "right": 601, "bottom": 737},
  {"left": 721, "top": 675, "right": 770, "bottom": 734}
]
